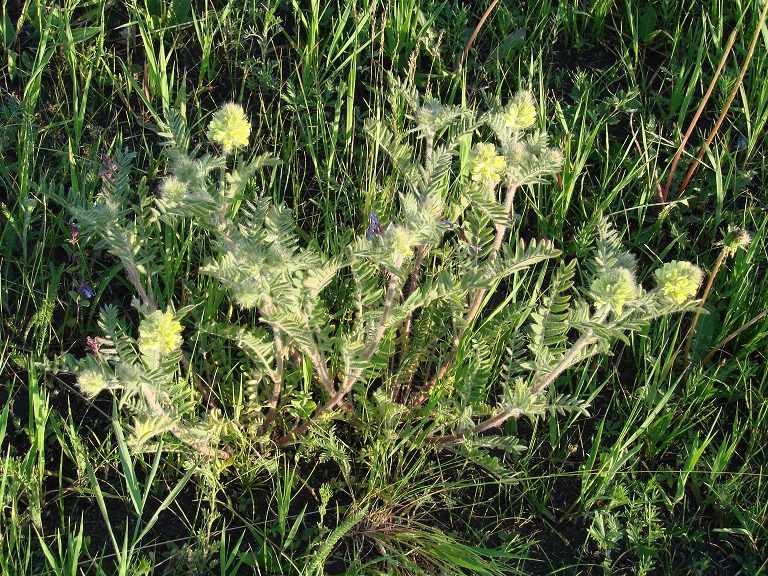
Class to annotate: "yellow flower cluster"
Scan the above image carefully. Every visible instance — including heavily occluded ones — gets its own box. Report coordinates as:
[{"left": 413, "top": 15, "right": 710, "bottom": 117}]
[
  {"left": 469, "top": 143, "right": 506, "bottom": 189},
  {"left": 390, "top": 226, "right": 415, "bottom": 259},
  {"left": 139, "top": 310, "right": 183, "bottom": 356},
  {"left": 591, "top": 268, "right": 637, "bottom": 314},
  {"left": 206, "top": 103, "right": 251, "bottom": 154},
  {"left": 502, "top": 91, "right": 537, "bottom": 131},
  {"left": 653, "top": 261, "right": 704, "bottom": 304}
]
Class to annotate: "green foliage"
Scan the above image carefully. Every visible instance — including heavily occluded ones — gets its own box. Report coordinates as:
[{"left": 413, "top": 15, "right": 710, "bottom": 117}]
[{"left": 55, "top": 87, "right": 704, "bottom": 466}]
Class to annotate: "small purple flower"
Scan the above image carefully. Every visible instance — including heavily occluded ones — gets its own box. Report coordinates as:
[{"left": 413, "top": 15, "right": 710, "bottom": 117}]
[
  {"left": 68, "top": 222, "right": 81, "bottom": 244},
  {"left": 76, "top": 280, "right": 94, "bottom": 299},
  {"left": 100, "top": 154, "right": 117, "bottom": 184},
  {"left": 366, "top": 212, "right": 392, "bottom": 240},
  {"left": 85, "top": 336, "right": 102, "bottom": 357}
]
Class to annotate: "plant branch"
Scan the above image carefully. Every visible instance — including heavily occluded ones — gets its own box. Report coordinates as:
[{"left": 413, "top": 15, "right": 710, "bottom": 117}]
[
  {"left": 276, "top": 272, "right": 402, "bottom": 446},
  {"left": 261, "top": 331, "right": 285, "bottom": 433},
  {"left": 411, "top": 179, "right": 518, "bottom": 407},
  {"left": 364, "top": 270, "right": 401, "bottom": 359},
  {"left": 402, "top": 132, "right": 434, "bottom": 347},
  {"left": 401, "top": 247, "right": 424, "bottom": 340},
  {"left": 140, "top": 382, "right": 230, "bottom": 459},
  {"left": 430, "top": 307, "right": 609, "bottom": 445}
]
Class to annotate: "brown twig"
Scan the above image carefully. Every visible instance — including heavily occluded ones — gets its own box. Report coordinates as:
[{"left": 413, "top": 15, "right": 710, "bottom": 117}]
[
  {"left": 460, "top": 0, "right": 501, "bottom": 69},
  {"left": 682, "top": 248, "right": 726, "bottom": 366},
  {"left": 700, "top": 309, "right": 768, "bottom": 365},
  {"left": 660, "top": 26, "right": 738, "bottom": 204},
  {"left": 673, "top": 2, "right": 768, "bottom": 200}
]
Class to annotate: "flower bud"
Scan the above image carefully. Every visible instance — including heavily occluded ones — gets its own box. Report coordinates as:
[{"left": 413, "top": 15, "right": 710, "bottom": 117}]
[
  {"left": 414, "top": 97, "right": 444, "bottom": 134},
  {"left": 723, "top": 227, "right": 753, "bottom": 255},
  {"left": 77, "top": 369, "right": 109, "bottom": 398},
  {"left": 159, "top": 176, "right": 187, "bottom": 203},
  {"left": 591, "top": 267, "right": 637, "bottom": 314}
]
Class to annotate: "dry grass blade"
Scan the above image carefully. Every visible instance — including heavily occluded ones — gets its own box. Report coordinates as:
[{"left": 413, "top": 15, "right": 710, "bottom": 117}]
[
  {"left": 659, "top": 25, "right": 737, "bottom": 204},
  {"left": 461, "top": 0, "right": 501, "bottom": 68},
  {"left": 671, "top": 1, "right": 768, "bottom": 201}
]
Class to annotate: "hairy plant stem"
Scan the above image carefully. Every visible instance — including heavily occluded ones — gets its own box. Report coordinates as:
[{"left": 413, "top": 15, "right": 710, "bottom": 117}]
[
  {"left": 140, "top": 381, "right": 230, "bottom": 459},
  {"left": 276, "top": 271, "right": 402, "bottom": 446},
  {"left": 529, "top": 305, "right": 609, "bottom": 395},
  {"left": 432, "top": 306, "right": 609, "bottom": 445},
  {"left": 276, "top": 275, "right": 398, "bottom": 447},
  {"left": 365, "top": 270, "right": 401, "bottom": 358},
  {"left": 411, "top": 178, "right": 518, "bottom": 407},
  {"left": 402, "top": 131, "right": 435, "bottom": 335},
  {"left": 400, "top": 247, "right": 425, "bottom": 344},
  {"left": 397, "top": 132, "right": 434, "bottom": 401},
  {"left": 215, "top": 206, "right": 336, "bottom": 395},
  {"left": 116, "top": 218, "right": 229, "bottom": 411},
  {"left": 116, "top": 242, "right": 155, "bottom": 313},
  {"left": 261, "top": 331, "right": 285, "bottom": 434}
]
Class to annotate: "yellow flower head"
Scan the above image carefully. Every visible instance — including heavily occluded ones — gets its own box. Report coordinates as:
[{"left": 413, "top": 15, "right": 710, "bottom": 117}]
[
  {"left": 502, "top": 91, "right": 537, "bottom": 131},
  {"left": 207, "top": 103, "right": 251, "bottom": 154},
  {"left": 591, "top": 268, "right": 637, "bottom": 314},
  {"left": 468, "top": 143, "right": 506, "bottom": 189},
  {"left": 390, "top": 226, "right": 415, "bottom": 259},
  {"left": 139, "top": 310, "right": 183, "bottom": 356},
  {"left": 654, "top": 261, "right": 704, "bottom": 304}
]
